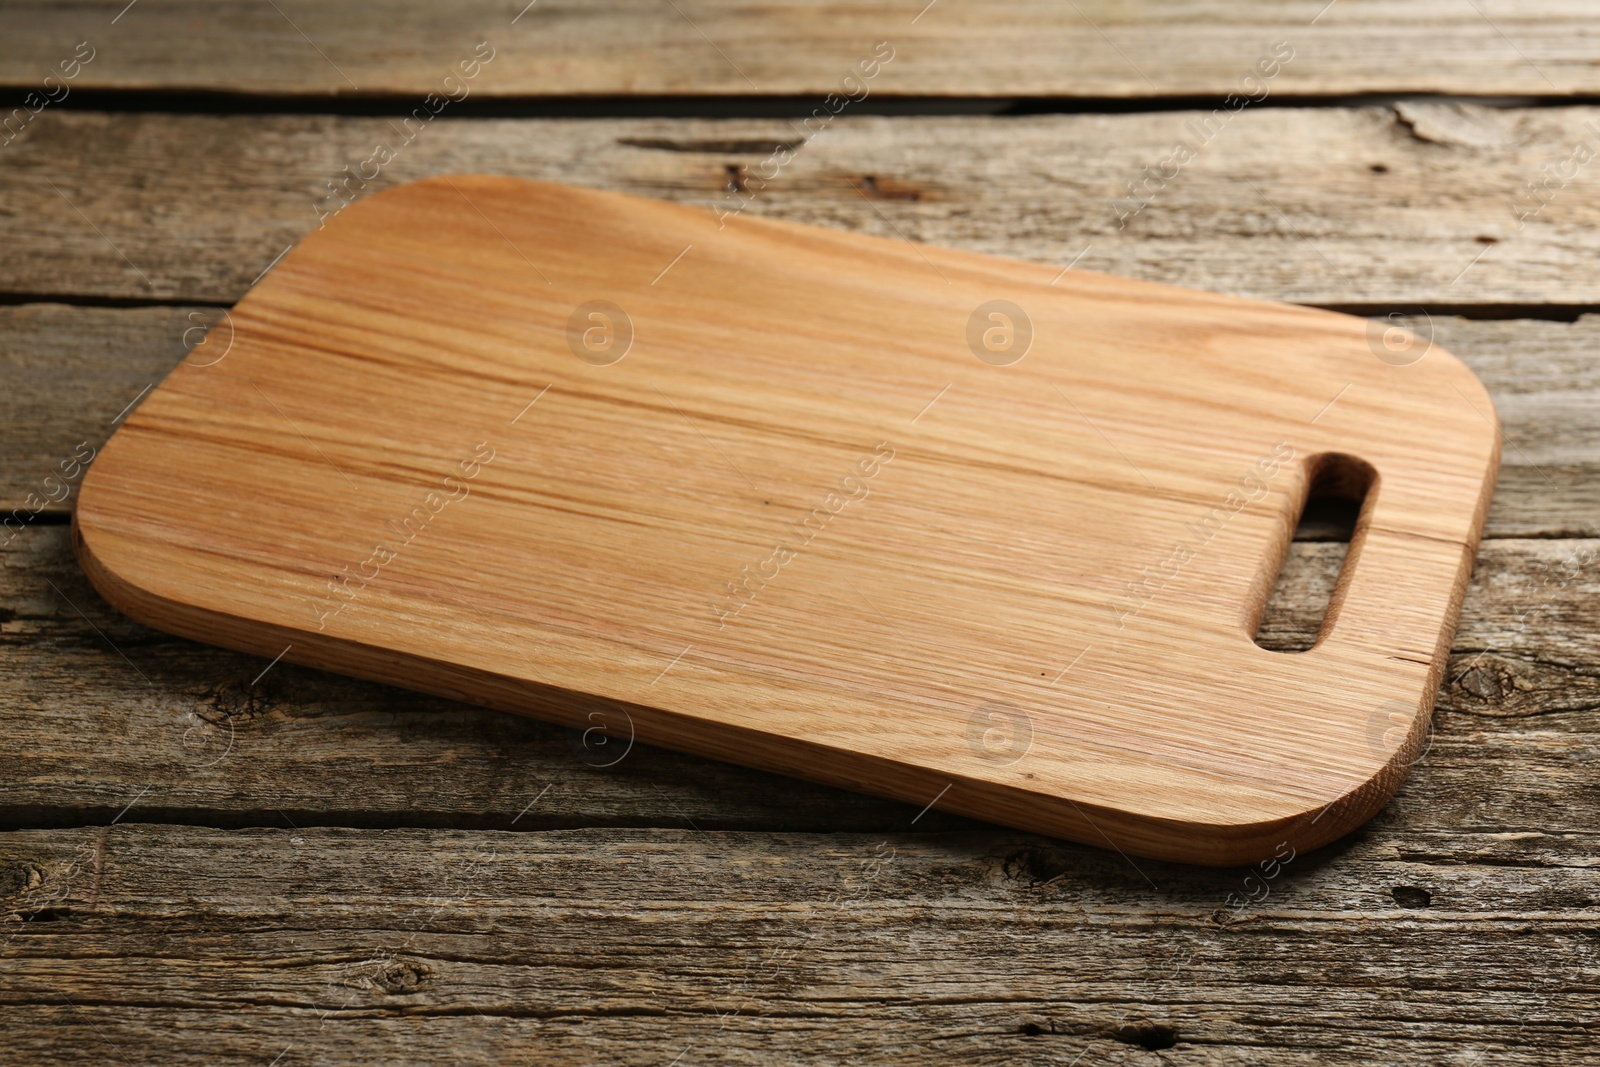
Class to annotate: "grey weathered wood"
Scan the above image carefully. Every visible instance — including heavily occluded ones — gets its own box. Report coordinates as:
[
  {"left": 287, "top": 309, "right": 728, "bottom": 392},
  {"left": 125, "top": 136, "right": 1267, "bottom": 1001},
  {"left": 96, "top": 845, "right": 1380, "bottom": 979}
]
[
  {"left": 6, "top": 306, "right": 1594, "bottom": 538},
  {"left": 1432, "top": 315, "right": 1600, "bottom": 541},
  {"left": 1, "top": 823, "right": 1596, "bottom": 1065},
  {"left": 3, "top": 1, "right": 1600, "bottom": 99},
  {"left": 5, "top": 107, "right": 1600, "bottom": 305},
  {"left": 3, "top": 521, "right": 1598, "bottom": 834},
  {"left": 0, "top": 305, "right": 201, "bottom": 522}
]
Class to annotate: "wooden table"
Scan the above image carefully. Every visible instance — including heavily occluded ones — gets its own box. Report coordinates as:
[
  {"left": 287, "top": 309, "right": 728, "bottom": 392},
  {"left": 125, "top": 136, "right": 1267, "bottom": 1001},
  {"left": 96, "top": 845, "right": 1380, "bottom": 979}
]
[{"left": 3, "top": 3, "right": 1598, "bottom": 1062}]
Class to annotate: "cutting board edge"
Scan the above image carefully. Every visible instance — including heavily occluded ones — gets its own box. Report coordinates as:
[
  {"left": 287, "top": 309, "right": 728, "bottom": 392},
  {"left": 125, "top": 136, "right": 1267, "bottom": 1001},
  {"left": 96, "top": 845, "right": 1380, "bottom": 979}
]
[{"left": 72, "top": 509, "right": 1421, "bottom": 868}]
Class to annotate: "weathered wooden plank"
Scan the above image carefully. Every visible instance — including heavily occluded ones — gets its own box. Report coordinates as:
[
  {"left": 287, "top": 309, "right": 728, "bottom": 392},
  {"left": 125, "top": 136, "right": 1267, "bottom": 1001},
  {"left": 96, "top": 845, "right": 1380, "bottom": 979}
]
[
  {"left": 6, "top": 306, "right": 1594, "bottom": 537},
  {"left": 3, "top": 1, "right": 1600, "bottom": 99},
  {"left": 0, "top": 305, "right": 192, "bottom": 527},
  {"left": 1, "top": 823, "right": 1596, "bottom": 1065},
  {"left": 3, "top": 522, "right": 1597, "bottom": 833},
  {"left": 4, "top": 107, "right": 1600, "bottom": 305}
]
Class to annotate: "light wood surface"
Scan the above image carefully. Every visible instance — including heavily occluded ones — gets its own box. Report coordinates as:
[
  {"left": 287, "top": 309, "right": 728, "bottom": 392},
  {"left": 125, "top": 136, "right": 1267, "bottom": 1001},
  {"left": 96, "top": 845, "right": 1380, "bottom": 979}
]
[
  {"left": 10, "top": 106, "right": 1600, "bottom": 307},
  {"left": 75, "top": 177, "right": 1498, "bottom": 864},
  {"left": 4, "top": 0, "right": 1600, "bottom": 98}
]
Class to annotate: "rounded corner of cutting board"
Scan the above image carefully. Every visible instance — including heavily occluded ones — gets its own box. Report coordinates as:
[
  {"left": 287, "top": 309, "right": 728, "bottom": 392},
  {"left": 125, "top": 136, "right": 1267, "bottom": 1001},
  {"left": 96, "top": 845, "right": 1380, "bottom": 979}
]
[
  {"left": 72, "top": 450, "right": 238, "bottom": 650},
  {"left": 1436, "top": 343, "right": 1504, "bottom": 457},
  {"left": 1144, "top": 770, "right": 1399, "bottom": 867},
  {"left": 1359, "top": 324, "right": 1502, "bottom": 470},
  {"left": 72, "top": 481, "right": 169, "bottom": 638}
]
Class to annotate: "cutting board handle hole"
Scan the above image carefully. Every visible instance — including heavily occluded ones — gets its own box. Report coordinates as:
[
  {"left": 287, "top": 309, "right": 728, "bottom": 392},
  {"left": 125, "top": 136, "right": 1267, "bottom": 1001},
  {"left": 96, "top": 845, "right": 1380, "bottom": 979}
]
[{"left": 1252, "top": 452, "right": 1376, "bottom": 653}]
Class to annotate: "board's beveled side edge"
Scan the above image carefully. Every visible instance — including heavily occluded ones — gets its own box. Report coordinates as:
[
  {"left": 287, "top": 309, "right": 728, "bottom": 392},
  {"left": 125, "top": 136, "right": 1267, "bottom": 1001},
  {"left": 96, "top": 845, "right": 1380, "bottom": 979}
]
[
  {"left": 70, "top": 503, "right": 1399, "bottom": 867},
  {"left": 74, "top": 498, "right": 1459, "bottom": 869}
]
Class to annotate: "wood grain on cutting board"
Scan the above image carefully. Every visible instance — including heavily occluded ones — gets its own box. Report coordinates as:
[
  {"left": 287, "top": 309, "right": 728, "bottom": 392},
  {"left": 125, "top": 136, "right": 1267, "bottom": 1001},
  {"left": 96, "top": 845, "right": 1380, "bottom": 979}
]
[{"left": 73, "top": 177, "right": 1499, "bottom": 864}]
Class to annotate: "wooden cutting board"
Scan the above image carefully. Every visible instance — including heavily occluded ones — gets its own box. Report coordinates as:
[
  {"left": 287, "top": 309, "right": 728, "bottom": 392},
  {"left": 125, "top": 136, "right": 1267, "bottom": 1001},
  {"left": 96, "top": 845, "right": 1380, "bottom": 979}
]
[{"left": 75, "top": 176, "right": 1499, "bottom": 866}]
